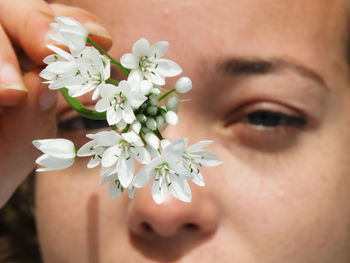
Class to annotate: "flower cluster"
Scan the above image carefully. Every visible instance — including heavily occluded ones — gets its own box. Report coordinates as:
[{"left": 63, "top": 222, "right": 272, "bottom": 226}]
[{"left": 33, "top": 16, "right": 222, "bottom": 204}]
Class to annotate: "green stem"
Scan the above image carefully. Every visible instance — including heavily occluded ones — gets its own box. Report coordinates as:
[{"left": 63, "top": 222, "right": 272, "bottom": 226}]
[
  {"left": 107, "top": 78, "right": 119, "bottom": 85},
  {"left": 60, "top": 88, "right": 106, "bottom": 120},
  {"left": 158, "top": 89, "right": 176, "bottom": 101},
  {"left": 122, "top": 124, "right": 130, "bottom": 133},
  {"left": 87, "top": 38, "right": 130, "bottom": 76},
  {"left": 154, "top": 129, "right": 164, "bottom": 140},
  {"left": 139, "top": 133, "right": 147, "bottom": 145}
]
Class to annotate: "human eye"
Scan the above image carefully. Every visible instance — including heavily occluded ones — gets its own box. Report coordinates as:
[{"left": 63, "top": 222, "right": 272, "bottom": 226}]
[
  {"left": 58, "top": 115, "right": 109, "bottom": 144},
  {"left": 58, "top": 116, "right": 109, "bottom": 133},
  {"left": 224, "top": 102, "right": 308, "bottom": 151},
  {"left": 240, "top": 110, "right": 306, "bottom": 128}
]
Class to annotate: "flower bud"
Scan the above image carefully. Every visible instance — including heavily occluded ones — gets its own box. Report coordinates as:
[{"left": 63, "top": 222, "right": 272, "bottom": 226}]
[
  {"left": 144, "top": 133, "right": 159, "bottom": 149},
  {"left": 151, "top": 88, "right": 161, "bottom": 95},
  {"left": 131, "top": 121, "right": 141, "bottom": 134},
  {"left": 139, "top": 80, "right": 153, "bottom": 95},
  {"left": 166, "top": 97, "right": 179, "bottom": 111},
  {"left": 165, "top": 111, "right": 178, "bottom": 125},
  {"left": 147, "top": 106, "right": 158, "bottom": 116},
  {"left": 156, "top": 116, "right": 165, "bottom": 127},
  {"left": 146, "top": 118, "right": 157, "bottom": 130},
  {"left": 142, "top": 127, "right": 151, "bottom": 134},
  {"left": 140, "top": 102, "right": 148, "bottom": 110},
  {"left": 149, "top": 95, "right": 159, "bottom": 105},
  {"left": 175, "top": 77, "right": 192, "bottom": 93},
  {"left": 137, "top": 114, "right": 147, "bottom": 123}
]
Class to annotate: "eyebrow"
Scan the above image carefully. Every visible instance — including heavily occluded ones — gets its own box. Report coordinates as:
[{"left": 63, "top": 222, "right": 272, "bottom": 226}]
[{"left": 218, "top": 57, "right": 329, "bottom": 90}]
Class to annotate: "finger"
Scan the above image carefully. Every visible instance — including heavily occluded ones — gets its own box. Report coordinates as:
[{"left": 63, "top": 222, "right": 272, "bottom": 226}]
[
  {"left": 0, "top": 69, "right": 57, "bottom": 206},
  {"left": 0, "top": 24, "right": 27, "bottom": 106},
  {"left": 0, "top": 0, "right": 112, "bottom": 65}
]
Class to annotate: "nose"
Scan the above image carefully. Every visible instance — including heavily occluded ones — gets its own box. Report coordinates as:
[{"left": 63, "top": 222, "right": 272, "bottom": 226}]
[{"left": 127, "top": 185, "right": 220, "bottom": 260}]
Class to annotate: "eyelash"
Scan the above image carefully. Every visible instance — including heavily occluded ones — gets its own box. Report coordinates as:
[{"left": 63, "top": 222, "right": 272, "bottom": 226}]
[
  {"left": 240, "top": 110, "right": 306, "bottom": 129},
  {"left": 224, "top": 105, "right": 308, "bottom": 151},
  {"left": 58, "top": 116, "right": 109, "bottom": 133}
]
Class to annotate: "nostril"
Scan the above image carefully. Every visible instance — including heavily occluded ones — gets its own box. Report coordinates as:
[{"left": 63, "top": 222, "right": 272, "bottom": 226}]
[
  {"left": 183, "top": 223, "right": 199, "bottom": 232},
  {"left": 141, "top": 222, "right": 153, "bottom": 233}
]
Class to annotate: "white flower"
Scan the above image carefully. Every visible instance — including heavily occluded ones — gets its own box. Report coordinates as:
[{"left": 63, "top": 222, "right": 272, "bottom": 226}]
[
  {"left": 120, "top": 38, "right": 182, "bottom": 86},
  {"left": 49, "top": 16, "right": 88, "bottom": 56},
  {"left": 182, "top": 140, "right": 223, "bottom": 186},
  {"left": 131, "top": 121, "right": 142, "bottom": 133},
  {"left": 100, "top": 173, "right": 136, "bottom": 200},
  {"left": 144, "top": 133, "right": 160, "bottom": 149},
  {"left": 166, "top": 97, "right": 179, "bottom": 112},
  {"left": 175, "top": 77, "right": 192, "bottom": 93},
  {"left": 127, "top": 71, "right": 153, "bottom": 96},
  {"left": 32, "top": 139, "right": 76, "bottom": 172},
  {"left": 101, "top": 131, "right": 151, "bottom": 188},
  {"left": 95, "top": 81, "right": 147, "bottom": 126},
  {"left": 76, "top": 130, "right": 120, "bottom": 168},
  {"left": 40, "top": 45, "right": 110, "bottom": 99},
  {"left": 133, "top": 139, "right": 193, "bottom": 204},
  {"left": 165, "top": 111, "right": 178, "bottom": 125}
]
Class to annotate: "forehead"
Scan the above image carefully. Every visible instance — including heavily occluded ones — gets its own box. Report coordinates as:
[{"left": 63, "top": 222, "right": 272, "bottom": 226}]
[{"left": 55, "top": 0, "right": 349, "bottom": 111}]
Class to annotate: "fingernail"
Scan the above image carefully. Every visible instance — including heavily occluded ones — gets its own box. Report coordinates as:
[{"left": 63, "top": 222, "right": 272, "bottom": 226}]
[
  {"left": 0, "top": 63, "right": 27, "bottom": 91},
  {"left": 5, "top": 84, "right": 27, "bottom": 91},
  {"left": 84, "top": 21, "right": 112, "bottom": 40},
  {"left": 39, "top": 89, "right": 57, "bottom": 111}
]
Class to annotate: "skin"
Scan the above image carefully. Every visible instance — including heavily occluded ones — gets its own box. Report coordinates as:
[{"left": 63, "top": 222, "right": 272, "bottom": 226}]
[{"left": 1, "top": 0, "right": 350, "bottom": 262}]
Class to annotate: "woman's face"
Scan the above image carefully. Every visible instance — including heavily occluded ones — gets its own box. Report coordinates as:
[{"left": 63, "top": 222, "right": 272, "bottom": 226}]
[{"left": 35, "top": 0, "right": 350, "bottom": 262}]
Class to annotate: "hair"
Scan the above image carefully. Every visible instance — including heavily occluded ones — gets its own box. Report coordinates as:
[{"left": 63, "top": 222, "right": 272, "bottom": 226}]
[{"left": 0, "top": 174, "right": 42, "bottom": 263}]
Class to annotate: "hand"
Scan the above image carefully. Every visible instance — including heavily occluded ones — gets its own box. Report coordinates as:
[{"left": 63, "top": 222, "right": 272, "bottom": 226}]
[{"left": 0, "top": 0, "right": 113, "bottom": 208}]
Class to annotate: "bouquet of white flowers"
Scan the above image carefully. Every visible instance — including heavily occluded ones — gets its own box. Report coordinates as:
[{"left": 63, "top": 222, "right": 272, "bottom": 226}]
[{"left": 33, "top": 16, "right": 222, "bottom": 204}]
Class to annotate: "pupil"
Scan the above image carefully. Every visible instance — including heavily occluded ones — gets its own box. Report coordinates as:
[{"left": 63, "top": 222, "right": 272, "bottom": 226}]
[{"left": 247, "top": 111, "right": 284, "bottom": 127}]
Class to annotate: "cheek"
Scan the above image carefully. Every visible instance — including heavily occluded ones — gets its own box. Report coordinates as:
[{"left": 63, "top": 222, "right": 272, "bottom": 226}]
[
  {"left": 211, "top": 134, "right": 350, "bottom": 261},
  {"left": 35, "top": 160, "right": 129, "bottom": 263}
]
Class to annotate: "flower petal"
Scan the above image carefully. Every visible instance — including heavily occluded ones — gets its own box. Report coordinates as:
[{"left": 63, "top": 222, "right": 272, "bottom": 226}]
[
  {"left": 120, "top": 53, "right": 138, "bottom": 69},
  {"left": 36, "top": 154, "right": 74, "bottom": 172},
  {"left": 187, "top": 140, "right": 214, "bottom": 152},
  {"left": 87, "top": 156, "right": 101, "bottom": 168},
  {"left": 46, "top": 44, "right": 73, "bottom": 61},
  {"left": 131, "top": 146, "right": 151, "bottom": 164},
  {"left": 88, "top": 130, "right": 121, "bottom": 146},
  {"left": 102, "top": 145, "right": 121, "bottom": 167},
  {"left": 33, "top": 139, "right": 75, "bottom": 159},
  {"left": 128, "top": 92, "right": 147, "bottom": 109},
  {"left": 99, "top": 83, "right": 118, "bottom": 98},
  {"left": 144, "top": 71, "right": 165, "bottom": 86},
  {"left": 152, "top": 180, "right": 168, "bottom": 204},
  {"left": 95, "top": 98, "right": 110, "bottom": 112},
  {"left": 132, "top": 38, "right": 150, "bottom": 57},
  {"left": 149, "top": 41, "right": 169, "bottom": 58},
  {"left": 117, "top": 156, "right": 134, "bottom": 188},
  {"left": 109, "top": 179, "right": 123, "bottom": 199},
  {"left": 121, "top": 131, "right": 144, "bottom": 146},
  {"left": 144, "top": 133, "right": 159, "bottom": 149},
  {"left": 169, "top": 175, "right": 192, "bottom": 203},
  {"left": 154, "top": 58, "right": 182, "bottom": 77},
  {"left": 192, "top": 171, "right": 205, "bottom": 187},
  {"left": 77, "top": 141, "right": 96, "bottom": 156},
  {"left": 192, "top": 151, "right": 223, "bottom": 167},
  {"left": 133, "top": 165, "right": 154, "bottom": 188},
  {"left": 163, "top": 139, "right": 186, "bottom": 158},
  {"left": 122, "top": 104, "right": 136, "bottom": 124}
]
